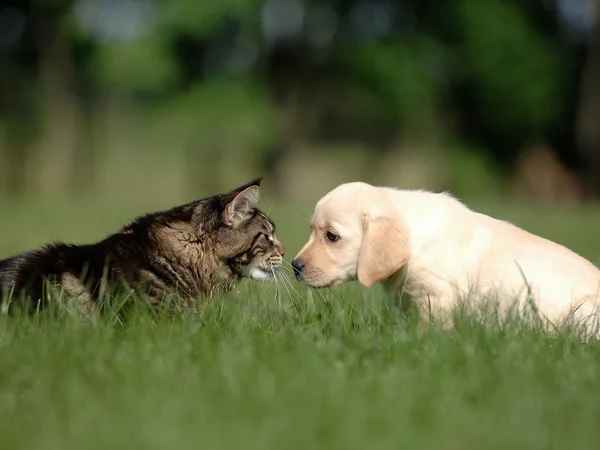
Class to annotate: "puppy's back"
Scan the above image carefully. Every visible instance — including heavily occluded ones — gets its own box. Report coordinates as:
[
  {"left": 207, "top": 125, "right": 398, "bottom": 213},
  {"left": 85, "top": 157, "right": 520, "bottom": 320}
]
[
  {"left": 384, "top": 188, "right": 600, "bottom": 316},
  {"left": 382, "top": 188, "right": 476, "bottom": 251}
]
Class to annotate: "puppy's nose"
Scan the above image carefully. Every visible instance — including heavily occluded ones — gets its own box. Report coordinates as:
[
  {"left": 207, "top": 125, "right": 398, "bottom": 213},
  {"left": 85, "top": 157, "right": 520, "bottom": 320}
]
[{"left": 291, "top": 258, "right": 305, "bottom": 278}]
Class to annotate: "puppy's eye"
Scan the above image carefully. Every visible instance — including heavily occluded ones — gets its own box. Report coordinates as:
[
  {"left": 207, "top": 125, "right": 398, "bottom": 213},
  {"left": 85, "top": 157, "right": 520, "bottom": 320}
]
[{"left": 326, "top": 231, "right": 340, "bottom": 242}]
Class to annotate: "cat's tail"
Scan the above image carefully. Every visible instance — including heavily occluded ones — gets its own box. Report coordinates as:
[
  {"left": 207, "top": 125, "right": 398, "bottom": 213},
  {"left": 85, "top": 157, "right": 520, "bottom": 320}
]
[
  {"left": 0, "top": 258, "right": 8, "bottom": 302},
  {"left": 0, "top": 256, "right": 16, "bottom": 304},
  {"left": 0, "top": 259, "right": 7, "bottom": 302}
]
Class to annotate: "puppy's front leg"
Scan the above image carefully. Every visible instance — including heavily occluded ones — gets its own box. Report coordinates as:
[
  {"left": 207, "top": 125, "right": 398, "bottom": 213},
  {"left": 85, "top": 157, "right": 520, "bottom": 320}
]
[
  {"left": 387, "top": 289, "right": 417, "bottom": 321},
  {"left": 386, "top": 289, "right": 454, "bottom": 332},
  {"left": 414, "top": 293, "right": 455, "bottom": 331}
]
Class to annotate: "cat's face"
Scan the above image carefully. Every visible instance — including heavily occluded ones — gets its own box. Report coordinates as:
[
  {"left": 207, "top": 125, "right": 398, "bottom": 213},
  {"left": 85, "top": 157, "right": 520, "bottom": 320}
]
[
  {"left": 219, "top": 211, "right": 285, "bottom": 282},
  {"left": 197, "top": 178, "right": 285, "bottom": 282}
]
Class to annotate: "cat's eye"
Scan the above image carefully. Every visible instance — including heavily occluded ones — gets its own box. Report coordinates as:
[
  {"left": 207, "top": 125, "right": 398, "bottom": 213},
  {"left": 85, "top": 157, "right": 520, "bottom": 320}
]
[{"left": 326, "top": 231, "right": 340, "bottom": 242}]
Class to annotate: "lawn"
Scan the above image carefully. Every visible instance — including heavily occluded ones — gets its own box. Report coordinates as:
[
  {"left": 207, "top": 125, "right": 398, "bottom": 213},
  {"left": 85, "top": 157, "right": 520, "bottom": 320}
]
[{"left": 0, "top": 195, "right": 600, "bottom": 450}]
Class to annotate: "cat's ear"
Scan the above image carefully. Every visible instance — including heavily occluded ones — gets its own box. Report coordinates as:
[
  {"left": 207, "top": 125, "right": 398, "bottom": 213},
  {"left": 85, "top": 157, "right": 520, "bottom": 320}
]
[{"left": 223, "top": 182, "right": 261, "bottom": 227}]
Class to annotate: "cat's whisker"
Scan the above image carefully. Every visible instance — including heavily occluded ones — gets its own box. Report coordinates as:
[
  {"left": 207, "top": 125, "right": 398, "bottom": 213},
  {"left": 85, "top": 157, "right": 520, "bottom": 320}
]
[
  {"left": 280, "top": 264, "right": 310, "bottom": 294},
  {"left": 275, "top": 272, "right": 296, "bottom": 313},
  {"left": 256, "top": 274, "right": 279, "bottom": 320},
  {"left": 280, "top": 260, "right": 301, "bottom": 276},
  {"left": 265, "top": 264, "right": 284, "bottom": 305},
  {"left": 269, "top": 269, "right": 279, "bottom": 296},
  {"left": 277, "top": 271, "right": 307, "bottom": 314},
  {"left": 280, "top": 272, "right": 292, "bottom": 300},
  {"left": 279, "top": 270, "right": 305, "bottom": 303},
  {"left": 290, "top": 205, "right": 314, "bottom": 222},
  {"left": 277, "top": 260, "right": 339, "bottom": 308},
  {"left": 281, "top": 259, "right": 294, "bottom": 269},
  {"left": 273, "top": 261, "right": 311, "bottom": 311},
  {"left": 274, "top": 270, "right": 296, "bottom": 308},
  {"left": 273, "top": 272, "right": 285, "bottom": 309}
]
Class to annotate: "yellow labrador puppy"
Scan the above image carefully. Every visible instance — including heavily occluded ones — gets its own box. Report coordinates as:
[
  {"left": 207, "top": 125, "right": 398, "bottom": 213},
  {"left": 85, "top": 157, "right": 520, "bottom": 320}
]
[{"left": 292, "top": 182, "right": 600, "bottom": 335}]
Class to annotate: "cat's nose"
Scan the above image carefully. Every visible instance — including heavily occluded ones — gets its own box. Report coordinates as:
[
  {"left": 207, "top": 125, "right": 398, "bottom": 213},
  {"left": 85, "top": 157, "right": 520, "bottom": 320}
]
[{"left": 291, "top": 258, "right": 304, "bottom": 279}]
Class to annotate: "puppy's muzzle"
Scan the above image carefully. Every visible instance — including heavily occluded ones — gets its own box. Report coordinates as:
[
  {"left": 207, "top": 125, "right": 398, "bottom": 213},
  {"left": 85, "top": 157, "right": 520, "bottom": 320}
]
[{"left": 291, "top": 258, "right": 305, "bottom": 280}]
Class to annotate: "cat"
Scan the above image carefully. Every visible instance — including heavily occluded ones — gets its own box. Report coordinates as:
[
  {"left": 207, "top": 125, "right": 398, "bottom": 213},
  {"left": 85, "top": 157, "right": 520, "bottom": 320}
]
[{"left": 0, "top": 177, "right": 285, "bottom": 314}]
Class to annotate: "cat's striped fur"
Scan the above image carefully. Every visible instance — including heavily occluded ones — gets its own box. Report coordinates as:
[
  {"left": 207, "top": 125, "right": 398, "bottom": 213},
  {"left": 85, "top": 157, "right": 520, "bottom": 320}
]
[{"left": 0, "top": 178, "right": 284, "bottom": 313}]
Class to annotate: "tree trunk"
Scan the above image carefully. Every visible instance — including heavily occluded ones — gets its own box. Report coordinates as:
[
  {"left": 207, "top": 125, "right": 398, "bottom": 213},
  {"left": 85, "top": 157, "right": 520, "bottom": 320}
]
[
  {"left": 575, "top": 0, "right": 600, "bottom": 198},
  {"left": 35, "top": 1, "right": 91, "bottom": 195}
]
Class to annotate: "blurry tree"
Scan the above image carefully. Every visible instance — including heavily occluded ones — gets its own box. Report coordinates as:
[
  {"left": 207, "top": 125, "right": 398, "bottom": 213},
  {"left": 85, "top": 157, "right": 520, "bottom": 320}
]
[
  {"left": 1, "top": 0, "right": 599, "bottom": 198},
  {"left": 0, "top": 0, "right": 41, "bottom": 194},
  {"left": 453, "top": 0, "right": 570, "bottom": 161},
  {"left": 575, "top": 0, "right": 600, "bottom": 196},
  {"left": 0, "top": 0, "right": 96, "bottom": 195}
]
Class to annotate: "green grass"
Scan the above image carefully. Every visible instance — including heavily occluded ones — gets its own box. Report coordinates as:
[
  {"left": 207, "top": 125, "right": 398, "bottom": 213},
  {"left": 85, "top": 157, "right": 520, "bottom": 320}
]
[{"left": 1, "top": 196, "right": 600, "bottom": 450}]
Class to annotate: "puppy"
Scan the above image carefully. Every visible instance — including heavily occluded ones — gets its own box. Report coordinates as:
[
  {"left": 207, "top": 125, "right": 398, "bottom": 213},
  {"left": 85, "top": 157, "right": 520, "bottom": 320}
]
[{"left": 292, "top": 182, "right": 600, "bottom": 335}]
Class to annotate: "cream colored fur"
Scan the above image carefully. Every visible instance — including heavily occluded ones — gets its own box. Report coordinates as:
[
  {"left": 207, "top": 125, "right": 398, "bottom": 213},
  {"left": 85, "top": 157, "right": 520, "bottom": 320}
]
[{"left": 293, "top": 182, "right": 600, "bottom": 336}]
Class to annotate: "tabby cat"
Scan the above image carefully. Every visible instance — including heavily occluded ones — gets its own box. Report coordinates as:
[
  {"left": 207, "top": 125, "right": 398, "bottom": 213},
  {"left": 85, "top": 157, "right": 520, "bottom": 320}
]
[{"left": 0, "top": 178, "right": 285, "bottom": 313}]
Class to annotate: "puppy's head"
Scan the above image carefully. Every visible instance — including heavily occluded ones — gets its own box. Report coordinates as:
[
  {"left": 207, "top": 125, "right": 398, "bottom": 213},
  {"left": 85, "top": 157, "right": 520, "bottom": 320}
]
[{"left": 292, "top": 182, "right": 410, "bottom": 288}]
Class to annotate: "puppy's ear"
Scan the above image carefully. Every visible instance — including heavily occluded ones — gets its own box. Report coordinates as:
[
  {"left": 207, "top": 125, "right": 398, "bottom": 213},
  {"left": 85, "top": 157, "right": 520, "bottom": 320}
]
[
  {"left": 223, "top": 185, "right": 260, "bottom": 227},
  {"left": 357, "top": 212, "right": 410, "bottom": 288}
]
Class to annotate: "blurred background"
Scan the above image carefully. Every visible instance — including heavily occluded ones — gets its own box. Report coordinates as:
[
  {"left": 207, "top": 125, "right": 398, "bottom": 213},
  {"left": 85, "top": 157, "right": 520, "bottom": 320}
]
[{"left": 1, "top": 0, "right": 600, "bottom": 260}]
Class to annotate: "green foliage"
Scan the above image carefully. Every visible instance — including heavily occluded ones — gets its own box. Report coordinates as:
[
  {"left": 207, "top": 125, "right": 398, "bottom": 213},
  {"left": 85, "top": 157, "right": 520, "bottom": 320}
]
[
  {"left": 0, "top": 0, "right": 587, "bottom": 196},
  {"left": 93, "top": 34, "right": 180, "bottom": 93},
  {"left": 344, "top": 38, "right": 438, "bottom": 123},
  {"left": 160, "top": 0, "right": 262, "bottom": 37},
  {"left": 446, "top": 142, "right": 505, "bottom": 199},
  {"left": 157, "top": 76, "right": 279, "bottom": 157},
  {"left": 457, "top": 0, "right": 570, "bottom": 136}
]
